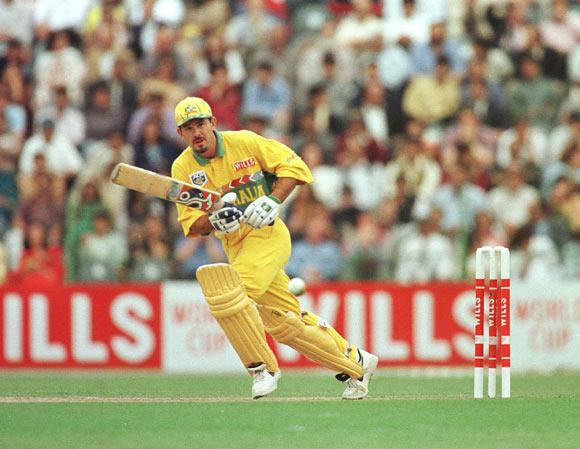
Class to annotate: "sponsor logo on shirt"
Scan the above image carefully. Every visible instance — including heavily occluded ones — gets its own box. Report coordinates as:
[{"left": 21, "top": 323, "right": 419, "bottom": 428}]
[{"left": 233, "top": 158, "right": 256, "bottom": 171}]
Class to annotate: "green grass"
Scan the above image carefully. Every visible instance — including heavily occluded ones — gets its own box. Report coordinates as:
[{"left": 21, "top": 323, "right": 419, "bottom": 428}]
[{"left": 0, "top": 372, "right": 578, "bottom": 449}]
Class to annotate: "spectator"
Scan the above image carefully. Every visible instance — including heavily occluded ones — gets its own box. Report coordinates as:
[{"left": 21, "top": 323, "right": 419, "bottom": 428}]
[
  {"left": 141, "top": 24, "right": 189, "bottom": 82},
  {"left": 394, "top": 208, "right": 456, "bottom": 283},
  {"left": 286, "top": 210, "right": 343, "bottom": 282},
  {"left": 79, "top": 129, "right": 134, "bottom": 231},
  {"left": 9, "top": 220, "right": 64, "bottom": 287},
  {"left": 0, "top": 84, "right": 26, "bottom": 146},
  {"left": 434, "top": 164, "right": 487, "bottom": 237},
  {"left": 0, "top": 39, "right": 30, "bottom": 106},
  {"left": 140, "top": 56, "right": 187, "bottom": 108},
  {"left": 18, "top": 118, "right": 83, "bottom": 181},
  {"left": 509, "top": 223, "right": 563, "bottom": 281},
  {"left": 402, "top": 55, "right": 460, "bottom": 126},
  {"left": 358, "top": 80, "right": 390, "bottom": 149},
  {"left": 383, "top": 0, "right": 430, "bottom": 48},
  {"left": 486, "top": 163, "right": 541, "bottom": 238},
  {"left": 317, "top": 51, "right": 358, "bottom": 128},
  {"left": 546, "top": 109, "right": 580, "bottom": 163},
  {"left": 194, "top": 62, "right": 242, "bottom": 131},
  {"left": 133, "top": 120, "right": 174, "bottom": 174},
  {"left": 440, "top": 108, "right": 497, "bottom": 187},
  {"left": 64, "top": 179, "right": 108, "bottom": 281},
  {"left": 193, "top": 31, "right": 246, "bottom": 87},
  {"left": 241, "top": 60, "right": 291, "bottom": 134},
  {"left": 0, "top": 1, "right": 34, "bottom": 46},
  {"left": 16, "top": 170, "right": 65, "bottom": 232},
  {"left": 334, "top": 0, "right": 383, "bottom": 69},
  {"left": 85, "top": 56, "right": 138, "bottom": 127},
  {"left": 33, "top": 30, "right": 86, "bottom": 108},
  {"left": 293, "top": 17, "right": 354, "bottom": 97},
  {"left": 173, "top": 234, "right": 226, "bottom": 279},
  {"left": 410, "top": 22, "right": 466, "bottom": 77},
  {"left": 507, "top": 56, "right": 567, "bottom": 131},
  {"left": 126, "top": 212, "right": 171, "bottom": 281},
  {"left": 299, "top": 142, "right": 343, "bottom": 211},
  {"left": 78, "top": 210, "right": 128, "bottom": 281},
  {"left": 83, "top": 81, "right": 127, "bottom": 149},
  {"left": 38, "top": 85, "right": 86, "bottom": 147},
  {"left": 224, "top": 0, "right": 281, "bottom": 55},
  {"left": 291, "top": 109, "right": 336, "bottom": 158},
  {"left": 496, "top": 115, "right": 547, "bottom": 185},
  {"left": 342, "top": 211, "right": 388, "bottom": 280},
  {"left": 83, "top": 17, "right": 134, "bottom": 85},
  {"left": 539, "top": 0, "right": 580, "bottom": 81},
  {"left": 0, "top": 92, "right": 22, "bottom": 230},
  {"left": 542, "top": 142, "right": 580, "bottom": 199},
  {"left": 127, "top": 91, "right": 181, "bottom": 149},
  {"left": 383, "top": 138, "right": 442, "bottom": 220}
]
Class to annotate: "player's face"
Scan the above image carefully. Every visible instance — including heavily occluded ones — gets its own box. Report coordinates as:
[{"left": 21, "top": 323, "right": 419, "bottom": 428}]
[{"left": 178, "top": 117, "right": 217, "bottom": 157}]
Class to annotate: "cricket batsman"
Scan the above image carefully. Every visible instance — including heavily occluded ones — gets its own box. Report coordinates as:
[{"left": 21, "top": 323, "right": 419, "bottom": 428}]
[{"left": 172, "top": 97, "right": 378, "bottom": 399}]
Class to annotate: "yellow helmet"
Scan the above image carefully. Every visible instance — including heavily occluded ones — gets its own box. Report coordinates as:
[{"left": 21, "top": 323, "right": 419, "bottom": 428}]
[{"left": 174, "top": 97, "right": 213, "bottom": 126}]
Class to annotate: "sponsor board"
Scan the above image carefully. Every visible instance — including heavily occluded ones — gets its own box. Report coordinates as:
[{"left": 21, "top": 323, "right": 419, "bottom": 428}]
[
  {"left": 0, "top": 285, "right": 161, "bottom": 368},
  {"left": 1, "top": 281, "right": 578, "bottom": 372}
]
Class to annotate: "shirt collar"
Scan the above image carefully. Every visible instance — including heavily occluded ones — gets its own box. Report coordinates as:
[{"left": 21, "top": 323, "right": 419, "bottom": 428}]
[{"left": 192, "top": 130, "right": 224, "bottom": 165}]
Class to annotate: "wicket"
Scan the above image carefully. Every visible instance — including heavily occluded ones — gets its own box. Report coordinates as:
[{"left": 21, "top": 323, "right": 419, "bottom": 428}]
[{"left": 474, "top": 246, "right": 511, "bottom": 399}]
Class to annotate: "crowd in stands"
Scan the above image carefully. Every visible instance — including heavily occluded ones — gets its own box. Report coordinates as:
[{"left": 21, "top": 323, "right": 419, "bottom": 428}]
[{"left": 0, "top": 0, "right": 578, "bottom": 286}]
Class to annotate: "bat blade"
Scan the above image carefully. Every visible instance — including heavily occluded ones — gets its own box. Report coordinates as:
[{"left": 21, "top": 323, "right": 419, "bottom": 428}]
[{"left": 111, "top": 163, "right": 222, "bottom": 212}]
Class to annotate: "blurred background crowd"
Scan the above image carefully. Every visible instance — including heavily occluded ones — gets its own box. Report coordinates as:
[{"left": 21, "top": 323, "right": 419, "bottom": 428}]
[{"left": 0, "top": 0, "right": 578, "bottom": 286}]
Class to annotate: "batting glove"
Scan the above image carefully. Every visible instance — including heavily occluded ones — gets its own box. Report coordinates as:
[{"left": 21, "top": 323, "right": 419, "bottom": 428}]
[
  {"left": 209, "top": 206, "right": 243, "bottom": 234},
  {"left": 243, "top": 195, "right": 280, "bottom": 229}
]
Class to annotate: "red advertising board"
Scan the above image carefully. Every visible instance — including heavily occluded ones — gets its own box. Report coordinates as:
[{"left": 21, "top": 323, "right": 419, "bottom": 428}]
[
  {"left": 0, "top": 284, "right": 161, "bottom": 369},
  {"left": 271, "top": 282, "right": 474, "bottom": 368}
]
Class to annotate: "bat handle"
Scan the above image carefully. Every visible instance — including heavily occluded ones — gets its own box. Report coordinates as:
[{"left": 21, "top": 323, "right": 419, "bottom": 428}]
[{"left": 215, "top": 192, "right": 238, "bottom": 210}]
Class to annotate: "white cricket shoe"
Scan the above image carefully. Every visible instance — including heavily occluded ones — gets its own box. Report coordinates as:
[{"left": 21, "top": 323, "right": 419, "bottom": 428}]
[
  {"left": 341, "top": 349, "right": 378, "bottom": 400},
  {"left": 248, "top": 364, "right": 281, "bottom": 399}
]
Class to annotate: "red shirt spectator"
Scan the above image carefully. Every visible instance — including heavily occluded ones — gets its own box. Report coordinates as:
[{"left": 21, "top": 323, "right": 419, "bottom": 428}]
[{"left": 9, "top": 221, "right": 64, "bottom": 287}]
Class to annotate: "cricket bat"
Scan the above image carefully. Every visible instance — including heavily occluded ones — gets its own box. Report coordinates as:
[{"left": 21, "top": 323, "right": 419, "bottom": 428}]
[{"left": 111, "top": 163, "right": 233, "bottom": 212}]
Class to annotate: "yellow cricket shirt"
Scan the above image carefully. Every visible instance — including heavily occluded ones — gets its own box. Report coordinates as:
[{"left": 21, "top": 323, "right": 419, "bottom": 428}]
[{"left": 171, "top": 130, "right": 313, "bottom": 238}]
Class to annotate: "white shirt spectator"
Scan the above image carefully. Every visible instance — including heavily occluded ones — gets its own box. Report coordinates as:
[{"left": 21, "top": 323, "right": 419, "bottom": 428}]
[
  {"left": 0, "top": 0, "right": 34, "bottom": 45},
  {"left": 34, "top": 46, "right": 86, "bottom": 108},
  {"left": 344, "top": 161, "right": 385, "bottom": 211},
  {"left": 335, "top": 13, "right": 383, "bottom": 50},
  {"left": 383, "top": 146, "right": 442, "bottom": 206},
  {"left": 382, "top": 12, "right": 430, "bottom": 46},
  {"left": 546, "top": 118, "right": 579, "bottom": 162},
  {"left": 33, "top": 0, "right": 93, "bottom": 31},
  {"left": 152, "top": 0, "right": 185, "bottom": 26},
  {"left": 433, "top": 181, "right": 487, "bottom": 233},
  {"left": 511, "top": 234, "right": 563, "bottom": 281},
  {"left": 569, "top": 45, "right": 580, "bottom": 82},
  {"left": 311, "top": 165, "right": 344, "bottom": 211},
  {"left": 496, "top": 125, "right": 547, "bottom": 169},
  {"left": 19, "top": 129, "right": 83, "bottom": 177},
  {"left": 394, "top": 222, "right": 456, "bottom": 283},
  {"left": 540, "top": 9, "right": 580, "bottom": 55},
  {"left": 377, "top": 44, "right": 412, "bottom": 88},
  {"left": 487, "top": 182, "right": 539, "bottom": 230},
  {"left": 383, "top": 0, "right": 448, "bottom": 24},
  {"left": 37, "top": 106, "right": 86, "bottom": 147}
]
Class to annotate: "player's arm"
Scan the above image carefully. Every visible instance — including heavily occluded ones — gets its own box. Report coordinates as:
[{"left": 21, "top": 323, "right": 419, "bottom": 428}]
[
  {"left": 244, "top": 133, "right": 313, "bottom": 229},
  {"left": 270, "top": 177, "right": 304, "bottom": 203},
  {"left": 188, "top": 215, "right": 213, "bottom": 237}
]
